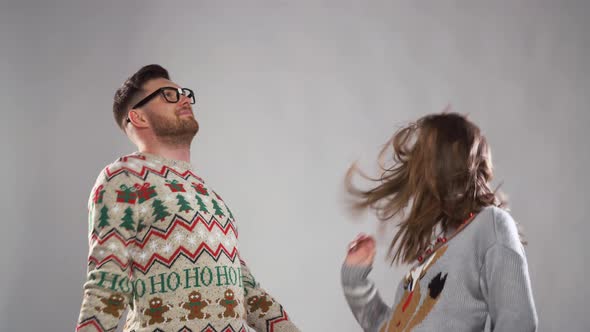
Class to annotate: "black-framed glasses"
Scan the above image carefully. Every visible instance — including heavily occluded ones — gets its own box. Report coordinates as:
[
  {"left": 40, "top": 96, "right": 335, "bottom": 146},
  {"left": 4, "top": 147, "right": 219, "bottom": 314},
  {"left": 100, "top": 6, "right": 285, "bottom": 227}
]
[
  {"left": 132, "top": 86, "right": 195, "bottom": 109},
  {"left": 126, "top": 87, "right": 196, "bottom": 124}
]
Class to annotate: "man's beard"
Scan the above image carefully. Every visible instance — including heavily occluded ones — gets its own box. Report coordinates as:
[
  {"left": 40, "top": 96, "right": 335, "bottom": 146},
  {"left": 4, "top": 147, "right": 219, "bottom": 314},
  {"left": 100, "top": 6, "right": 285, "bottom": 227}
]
[{"left": 147, "top": 111, "right": 199, "bottom": 147}]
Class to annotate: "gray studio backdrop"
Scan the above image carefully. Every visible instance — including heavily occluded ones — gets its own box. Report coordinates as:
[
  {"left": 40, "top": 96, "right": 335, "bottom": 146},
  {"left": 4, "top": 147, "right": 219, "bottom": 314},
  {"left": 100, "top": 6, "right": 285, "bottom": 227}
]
[{"left": 1, "top": 1, "right": 588, "bottom": 331}]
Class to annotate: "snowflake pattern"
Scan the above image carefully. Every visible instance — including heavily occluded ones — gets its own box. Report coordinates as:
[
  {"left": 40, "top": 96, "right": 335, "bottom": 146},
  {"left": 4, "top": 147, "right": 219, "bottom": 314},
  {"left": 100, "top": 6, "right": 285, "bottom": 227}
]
[
  {"left": 197, "top": 229, "right": 207, "bottom": 239},
  {"left": 149, "top": 242, "right": 159, "bottom": 251},
  {"left": 138, "top": 251, "right": 148, "bottom": 263},
  {"left": 188, "top": 235, "right": 199, "bottom": 246},
  {"left": 173, "top": 233, "right": 184, "bottom": 243},
  {"left": 163, "top": 243, "right": 173, "bottom": 254},
  {"left": 126, "top": 161, "right": 138, "bottom": 170}
]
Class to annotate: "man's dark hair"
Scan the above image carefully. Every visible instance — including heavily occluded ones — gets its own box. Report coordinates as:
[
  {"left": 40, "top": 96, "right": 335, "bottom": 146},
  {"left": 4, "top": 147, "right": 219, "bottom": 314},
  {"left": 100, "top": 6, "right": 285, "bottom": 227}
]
[{"left": 113, "top": 64, "right": 170, "bottom": 130}]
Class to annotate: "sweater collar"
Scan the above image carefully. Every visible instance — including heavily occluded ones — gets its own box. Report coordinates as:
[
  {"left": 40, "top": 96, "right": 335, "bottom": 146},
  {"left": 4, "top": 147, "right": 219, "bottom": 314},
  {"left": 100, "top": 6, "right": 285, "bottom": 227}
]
[{"left": 132, "top": 151, "right": 193, "bottom": 170}]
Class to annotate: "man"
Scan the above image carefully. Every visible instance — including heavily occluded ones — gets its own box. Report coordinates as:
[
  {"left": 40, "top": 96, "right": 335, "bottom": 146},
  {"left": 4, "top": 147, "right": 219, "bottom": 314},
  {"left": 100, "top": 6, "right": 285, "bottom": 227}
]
[{"left": 76, "top": 64, "right": 300, "bottom": 332}]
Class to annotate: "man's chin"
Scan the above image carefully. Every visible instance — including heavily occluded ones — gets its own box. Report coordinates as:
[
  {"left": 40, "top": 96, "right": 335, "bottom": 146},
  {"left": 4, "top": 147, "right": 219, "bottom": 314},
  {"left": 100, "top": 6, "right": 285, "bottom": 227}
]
[
  {"left": 150, "top": 116, "right": 198, "bottom": 138},
  {"left": 181, "top": 116, "right": 199, "bottom": 128},
  {"left": 183, "top": 120, "right": 199, "bottom": 137},
  {"left": 153, "top": 126, "right": 198, "bottom": 141}
]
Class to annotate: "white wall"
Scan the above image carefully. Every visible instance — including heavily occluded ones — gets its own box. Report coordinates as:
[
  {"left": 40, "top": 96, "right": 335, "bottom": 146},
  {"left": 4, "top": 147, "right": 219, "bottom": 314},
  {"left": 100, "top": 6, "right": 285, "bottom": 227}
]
[{"left": 1, "top": 1, "right": 588, "bottom": 330}]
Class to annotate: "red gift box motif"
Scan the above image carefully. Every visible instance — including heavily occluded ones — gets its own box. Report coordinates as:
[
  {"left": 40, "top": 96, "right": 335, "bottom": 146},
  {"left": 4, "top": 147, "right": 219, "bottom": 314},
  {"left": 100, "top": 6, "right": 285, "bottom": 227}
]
[
  {"left": 93, "top": 184, "right": 105, "bottom": 204},
  {"left": 116, "top": 184, "right": 137, "bottom": 204},
  {"left": 134, "top": 182, "right": 157, "bottom": 204},
  {"left": 165, "top": 180, "right": 186, "bottom": 192},
  {"left": 191, "top": 182, "right": 208, "bottom": 196}
]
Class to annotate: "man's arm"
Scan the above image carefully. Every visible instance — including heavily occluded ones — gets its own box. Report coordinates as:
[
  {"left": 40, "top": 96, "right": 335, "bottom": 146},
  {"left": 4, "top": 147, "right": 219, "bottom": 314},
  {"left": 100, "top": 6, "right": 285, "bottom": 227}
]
[
  {"left": 76, "top": 171, "right": 138, "bottom": 331},
  {"left": 240, "top": 257, "right": 300, "bottom": 332}
]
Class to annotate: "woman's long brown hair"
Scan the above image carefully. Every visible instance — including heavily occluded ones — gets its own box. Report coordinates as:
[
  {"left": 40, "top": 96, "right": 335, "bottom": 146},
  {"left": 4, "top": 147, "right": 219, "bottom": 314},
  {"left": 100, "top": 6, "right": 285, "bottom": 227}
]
[{"left": 346, "top": 112, "right": 509, "bottom": 265}]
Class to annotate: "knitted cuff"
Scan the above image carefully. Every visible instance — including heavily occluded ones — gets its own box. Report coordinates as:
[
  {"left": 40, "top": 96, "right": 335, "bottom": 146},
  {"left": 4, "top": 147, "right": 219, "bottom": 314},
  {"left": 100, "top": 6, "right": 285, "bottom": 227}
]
[{"left": 341, "top": 264, "right": 373, "bottom": 286}]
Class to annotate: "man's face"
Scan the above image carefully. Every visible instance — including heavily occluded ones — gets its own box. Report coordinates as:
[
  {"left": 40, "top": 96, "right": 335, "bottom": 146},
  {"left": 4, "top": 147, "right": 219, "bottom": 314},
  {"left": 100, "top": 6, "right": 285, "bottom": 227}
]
[{"left": 132, "top": 77, "right": 199, "bottom": 144}]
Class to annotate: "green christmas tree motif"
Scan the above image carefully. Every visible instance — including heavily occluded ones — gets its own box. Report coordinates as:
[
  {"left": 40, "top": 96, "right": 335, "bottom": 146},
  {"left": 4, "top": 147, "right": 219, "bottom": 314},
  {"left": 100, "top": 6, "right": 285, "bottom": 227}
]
[
  {"left": 119, "top": 207, "right": 135, "bottom": 231},
  {"left": 211, "top": 199, "right": 225, "bottom": 218},
  {"left": 151, "top": 199, "right": 171, "bottom": 221},
  {"left": 97, "top": 205, "right": 111, "bottom": 229},
  {"left": 176, "top": 194, "right": 194, "bottom": 213},
  {"left": 137, "top": 218, "right": 146, "bottom": 233},
  {"left": 195, "top": 195, "right": 209, "bottom": 214}
]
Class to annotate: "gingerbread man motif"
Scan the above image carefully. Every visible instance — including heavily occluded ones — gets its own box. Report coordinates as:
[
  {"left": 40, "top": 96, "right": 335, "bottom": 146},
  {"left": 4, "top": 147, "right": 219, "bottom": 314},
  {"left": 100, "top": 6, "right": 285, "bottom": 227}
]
[
  {"left": 142, "top": 297, "right": 173, "bottom": 327},
  {"left": 246, "top": 293, "right": 274, "bottom": 318},
  {"left": 94, "top": 293, "right": 126, "bottom": 318},
  {"left": 217, "top": 288, "right": 241, "bottom": 318},
  {"left": 180, "top": 291, "right": 212, "bottom": 321}
]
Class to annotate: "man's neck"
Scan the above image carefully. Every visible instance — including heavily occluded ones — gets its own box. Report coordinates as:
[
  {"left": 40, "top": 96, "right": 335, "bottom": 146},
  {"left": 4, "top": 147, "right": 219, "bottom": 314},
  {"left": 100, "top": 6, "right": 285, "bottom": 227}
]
[{"left": 139, "top": 144, "right": 191, "bottom": 163}]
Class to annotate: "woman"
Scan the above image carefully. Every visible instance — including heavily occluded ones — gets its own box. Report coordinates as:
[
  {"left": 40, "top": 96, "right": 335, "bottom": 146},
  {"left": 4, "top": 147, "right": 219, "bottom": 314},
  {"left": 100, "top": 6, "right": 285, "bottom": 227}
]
[{"left": 341, "top": 112, "right": 537, "bottom": 331}]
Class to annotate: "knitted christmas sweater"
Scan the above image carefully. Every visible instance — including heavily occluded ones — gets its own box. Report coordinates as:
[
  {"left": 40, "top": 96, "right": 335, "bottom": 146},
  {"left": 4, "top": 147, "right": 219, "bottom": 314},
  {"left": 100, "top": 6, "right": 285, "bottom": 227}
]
[
  {"left": 341, "top": 206, "right": 537, "bottom": 332},
  {"left": 77, "top": 152, "right": 299, "bottom": 332}
]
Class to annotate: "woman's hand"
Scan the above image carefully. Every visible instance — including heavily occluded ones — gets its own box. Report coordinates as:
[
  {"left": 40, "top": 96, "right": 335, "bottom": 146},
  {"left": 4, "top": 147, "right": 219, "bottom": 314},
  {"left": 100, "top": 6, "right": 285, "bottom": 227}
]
[{"left": 344, "top": 233, "right": 376, "bottom": 267}]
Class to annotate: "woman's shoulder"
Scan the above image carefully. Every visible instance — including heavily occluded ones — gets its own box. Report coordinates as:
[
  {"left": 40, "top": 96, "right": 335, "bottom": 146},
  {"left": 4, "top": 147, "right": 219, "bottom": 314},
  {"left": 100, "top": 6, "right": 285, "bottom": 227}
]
[{"left": 474, "top": 206, "right": 523, "bottom": 254}]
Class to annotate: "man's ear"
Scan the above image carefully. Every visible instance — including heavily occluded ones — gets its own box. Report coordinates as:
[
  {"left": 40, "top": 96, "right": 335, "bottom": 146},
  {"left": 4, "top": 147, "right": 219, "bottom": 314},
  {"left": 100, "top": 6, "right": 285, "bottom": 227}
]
[{"left": 127, "top": 109, "right": 150, "bottom": 129}]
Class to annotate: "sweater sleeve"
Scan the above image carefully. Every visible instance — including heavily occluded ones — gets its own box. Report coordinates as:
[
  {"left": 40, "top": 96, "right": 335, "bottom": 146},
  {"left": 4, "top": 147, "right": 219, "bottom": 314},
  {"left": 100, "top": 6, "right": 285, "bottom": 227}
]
[
  {"left": 76, "top": 171, "right": 138, "bottom": 331},
  {"left": 482, "top": 209, "right": 538, "bottom": 332},
  {"left": 240, "top": 258, "right": 300, "bottom": 332},
  {"left": 341, "top": 264, "right": 391, "bottom": 331}
]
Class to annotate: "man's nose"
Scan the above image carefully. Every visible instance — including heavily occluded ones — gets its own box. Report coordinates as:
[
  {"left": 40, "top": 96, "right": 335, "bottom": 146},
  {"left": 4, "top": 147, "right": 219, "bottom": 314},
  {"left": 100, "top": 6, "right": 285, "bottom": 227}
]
[{"left": 178, "top": 93, "right": 191, "bottom": 106}]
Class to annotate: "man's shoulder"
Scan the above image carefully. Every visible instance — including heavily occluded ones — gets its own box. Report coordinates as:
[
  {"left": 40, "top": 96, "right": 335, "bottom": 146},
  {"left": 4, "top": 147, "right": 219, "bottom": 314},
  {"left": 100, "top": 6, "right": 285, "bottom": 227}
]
[
  {"left": 92, "top": 153, "right": 147, "bottom": 186},
  {"left": 100, "top": 153, "right": 154, "bottom": 175}
]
